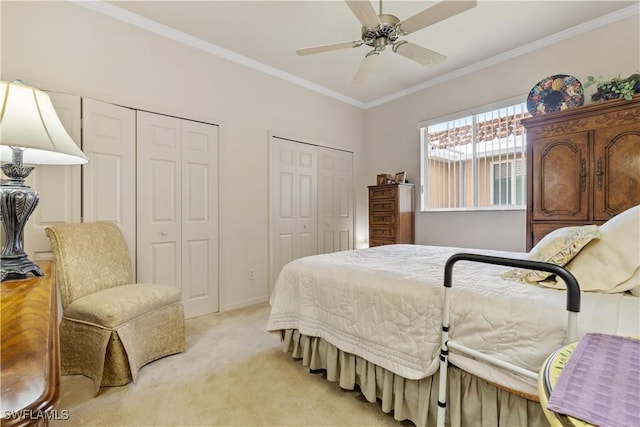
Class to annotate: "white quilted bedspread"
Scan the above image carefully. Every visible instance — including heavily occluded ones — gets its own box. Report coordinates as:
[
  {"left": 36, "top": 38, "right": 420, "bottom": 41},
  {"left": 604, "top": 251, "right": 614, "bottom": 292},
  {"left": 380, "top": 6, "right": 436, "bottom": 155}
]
[{"left": 266, "top": 245, "right": 639, "bottom": 395}]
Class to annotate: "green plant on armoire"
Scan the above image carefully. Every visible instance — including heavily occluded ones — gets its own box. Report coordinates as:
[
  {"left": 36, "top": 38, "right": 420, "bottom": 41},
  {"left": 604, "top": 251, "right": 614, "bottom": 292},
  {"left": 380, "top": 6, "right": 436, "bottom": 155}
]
[{"left": 584, "top": 73, "right": 640, "bottom": 102}]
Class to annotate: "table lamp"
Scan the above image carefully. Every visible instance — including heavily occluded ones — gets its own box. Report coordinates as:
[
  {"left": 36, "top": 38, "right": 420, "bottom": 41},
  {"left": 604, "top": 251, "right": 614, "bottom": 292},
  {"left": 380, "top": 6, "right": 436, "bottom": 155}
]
[{"left": 0, "top": 80, "right": 89, "bottom": 281}]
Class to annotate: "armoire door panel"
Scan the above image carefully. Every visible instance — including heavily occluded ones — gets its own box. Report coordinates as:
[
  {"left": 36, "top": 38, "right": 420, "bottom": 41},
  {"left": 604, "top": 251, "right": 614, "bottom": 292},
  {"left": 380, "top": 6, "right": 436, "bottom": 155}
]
[
  {"left": 593, "top": 124, "right": 640, "bottom": 220},
  {"left": 24, "top": 92, "right": 81, "bottom": 262},
  {"left": 82, "top": 98, "right": 136, "bottom": 272},
  {"left": 532, "top": 134, "right": 589, "bottom": 221}
]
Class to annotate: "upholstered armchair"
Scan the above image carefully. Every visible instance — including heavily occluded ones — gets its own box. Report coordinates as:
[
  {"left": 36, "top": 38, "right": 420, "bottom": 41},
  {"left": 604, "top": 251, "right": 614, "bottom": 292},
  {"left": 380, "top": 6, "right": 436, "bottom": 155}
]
[{"left": 46, "top": 222, "right": 185, "bottom": 394}]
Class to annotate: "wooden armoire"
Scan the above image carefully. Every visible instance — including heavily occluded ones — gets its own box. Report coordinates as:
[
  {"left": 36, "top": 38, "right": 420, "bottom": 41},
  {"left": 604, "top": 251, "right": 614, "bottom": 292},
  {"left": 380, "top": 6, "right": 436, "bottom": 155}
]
[
  {"left": 522, "top": 95, "right": 640, "bottom": 250},
  {"left": 368, "top": 183, "right": 415, "bottom": 247}
]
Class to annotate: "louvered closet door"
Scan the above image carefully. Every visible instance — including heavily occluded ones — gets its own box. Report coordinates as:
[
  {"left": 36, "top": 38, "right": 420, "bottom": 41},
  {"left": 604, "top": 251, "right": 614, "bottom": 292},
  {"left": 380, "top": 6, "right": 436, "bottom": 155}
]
[
  {"left": 23, "top": 92, "right": 82, "bottom": 262},
  {"left": 82, "top": 98, "right": 137, "bottom": 273},
  {"left": 137, "top": 111, "right": 219, "bottom": 318},
  {"left": 318, "top": 146, "right": 354, "bottom": 253}
]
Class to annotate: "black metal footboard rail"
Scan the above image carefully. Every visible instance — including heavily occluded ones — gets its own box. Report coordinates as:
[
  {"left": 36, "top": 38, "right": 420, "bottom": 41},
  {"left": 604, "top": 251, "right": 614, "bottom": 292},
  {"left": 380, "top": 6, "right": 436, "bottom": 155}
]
[{"left": 436, "top": 253, "right": 581, "bottom": 427}]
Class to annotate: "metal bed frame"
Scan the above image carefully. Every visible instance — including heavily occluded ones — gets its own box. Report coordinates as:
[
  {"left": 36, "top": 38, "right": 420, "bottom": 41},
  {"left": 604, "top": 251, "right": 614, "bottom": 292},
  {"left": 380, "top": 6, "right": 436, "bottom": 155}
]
[{"left": 436, "top": 253, "right": 581, "bottom": 427}]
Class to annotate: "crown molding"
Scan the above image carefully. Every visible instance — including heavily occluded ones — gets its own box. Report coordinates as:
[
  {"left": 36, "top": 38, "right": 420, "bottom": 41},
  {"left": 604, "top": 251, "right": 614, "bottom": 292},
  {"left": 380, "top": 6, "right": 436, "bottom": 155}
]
[
  {"left": 72, "top": 0, "right": 367, "bottom": 109},
  {"left": 73, "top": 1, "right": 638, "bottom": 110}
]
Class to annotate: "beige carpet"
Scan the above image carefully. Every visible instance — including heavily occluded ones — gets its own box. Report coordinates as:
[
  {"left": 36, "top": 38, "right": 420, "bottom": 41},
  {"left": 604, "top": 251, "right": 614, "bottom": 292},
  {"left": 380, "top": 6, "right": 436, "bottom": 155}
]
[{"left": 52, "top": 302, "right": 407, "bottom": 427}]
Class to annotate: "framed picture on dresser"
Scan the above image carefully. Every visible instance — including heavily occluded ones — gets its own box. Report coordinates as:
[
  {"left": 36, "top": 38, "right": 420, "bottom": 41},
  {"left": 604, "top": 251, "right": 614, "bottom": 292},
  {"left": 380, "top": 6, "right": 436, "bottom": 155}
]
[
  {"left": 377, "top": 174, "right": 394, "bottom": 185},
  {"left": 395, "top": 171, "right": 406, "bottom": 184}
]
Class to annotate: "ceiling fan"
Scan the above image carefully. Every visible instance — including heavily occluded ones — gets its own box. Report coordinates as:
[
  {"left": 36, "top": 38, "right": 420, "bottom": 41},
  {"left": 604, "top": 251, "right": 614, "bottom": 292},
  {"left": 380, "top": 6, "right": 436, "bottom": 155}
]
[{"left": 296, "top": 0, "right": 477, "bottom": 83}]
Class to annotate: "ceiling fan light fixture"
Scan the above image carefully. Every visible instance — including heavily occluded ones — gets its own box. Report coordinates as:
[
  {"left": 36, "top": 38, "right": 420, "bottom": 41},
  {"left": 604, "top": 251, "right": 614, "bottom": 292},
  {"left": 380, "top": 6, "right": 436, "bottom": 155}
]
[
  {"left": 296, "top": 0, "right": 477, "bottom": 82},
  {"left": 373, "top": 37, "right": 390, "bottom": 51},
  {"left": 361, "top": 14, "right": 400, "bottom": 47}
]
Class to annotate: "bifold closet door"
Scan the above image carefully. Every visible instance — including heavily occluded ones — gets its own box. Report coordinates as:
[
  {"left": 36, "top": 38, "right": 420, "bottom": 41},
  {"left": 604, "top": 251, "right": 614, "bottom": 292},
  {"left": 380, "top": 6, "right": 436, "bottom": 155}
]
[
  {"left": 317, "top": 147, "right": 354, "bottom": 253},
  {"left": 82, "top": 98, "right": 137, "bottom": 273},
  {"left": 137, "top": 111, "right": 219, "bottom": 318},
  {"left": 23, "top": 92, "right": 82, "bottom": 262},
  {"left": 269, "top": 137, "right": 318, "bottom": 290}
]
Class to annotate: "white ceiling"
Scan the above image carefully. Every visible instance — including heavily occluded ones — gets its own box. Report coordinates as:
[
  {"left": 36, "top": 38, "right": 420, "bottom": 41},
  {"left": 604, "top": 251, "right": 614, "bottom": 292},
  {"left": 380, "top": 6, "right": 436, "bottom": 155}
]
[{"left": 87, "top": 1, "right": 638, "bottom": 108}]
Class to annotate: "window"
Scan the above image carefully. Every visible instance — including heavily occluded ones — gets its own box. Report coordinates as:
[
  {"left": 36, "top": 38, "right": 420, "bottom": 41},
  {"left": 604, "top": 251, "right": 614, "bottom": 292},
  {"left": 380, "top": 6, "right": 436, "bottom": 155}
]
[
  {"left": 491, "top": 159, "right": 524, "bottom": 206},
  {"left": 420, "top": 99, "right": 529, "bottom": 211}
]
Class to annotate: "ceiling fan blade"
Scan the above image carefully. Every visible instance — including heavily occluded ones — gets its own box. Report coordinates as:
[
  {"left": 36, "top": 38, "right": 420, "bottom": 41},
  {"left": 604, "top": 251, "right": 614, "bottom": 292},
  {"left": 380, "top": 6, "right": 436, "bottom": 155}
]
[
  {"left": 296, "top": 40, "right": 361, "bottom": 56},
  {"left": 397, "top": 0, "right": 477, "bottom": 35},
  {"left": 345, "top": 0, "right": 381, "bottom": 28},
  {"left": 352, "top": 52, "right": 378, "bottom": 84},
  {"left": 392, "top": 41, "right": 446, "bottom": 67}
]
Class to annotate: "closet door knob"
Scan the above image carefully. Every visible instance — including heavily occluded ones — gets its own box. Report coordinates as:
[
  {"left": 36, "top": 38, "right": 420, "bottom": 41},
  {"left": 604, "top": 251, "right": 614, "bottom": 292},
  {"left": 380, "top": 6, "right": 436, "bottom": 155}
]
[{"left": 160, "top": 230, "right": 168, "bottom": 236}]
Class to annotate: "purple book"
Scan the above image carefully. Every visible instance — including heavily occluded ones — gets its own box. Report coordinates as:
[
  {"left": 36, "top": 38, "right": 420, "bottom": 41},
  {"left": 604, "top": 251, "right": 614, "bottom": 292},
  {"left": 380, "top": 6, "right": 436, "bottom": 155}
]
[{"left": 547, "top": 333, "right": 640, "bottom": 427}]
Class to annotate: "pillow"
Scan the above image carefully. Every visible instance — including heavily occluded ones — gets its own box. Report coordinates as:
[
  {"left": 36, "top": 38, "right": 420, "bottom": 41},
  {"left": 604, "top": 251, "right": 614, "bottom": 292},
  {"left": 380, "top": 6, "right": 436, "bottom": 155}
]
[
  {"left": 554, "top": 205, "right": 640, "bottom": 293},
  {"left": 501, "top": 224, "right": 600, "bottom": 283},
  {"left": 625, "top": 268, "right": 639, "bottom": 296}
]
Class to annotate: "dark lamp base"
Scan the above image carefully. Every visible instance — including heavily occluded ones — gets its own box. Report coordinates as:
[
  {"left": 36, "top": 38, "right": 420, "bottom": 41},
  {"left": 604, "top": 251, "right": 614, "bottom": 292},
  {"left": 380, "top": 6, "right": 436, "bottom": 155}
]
[{"left": 1, "top": 254, "right": 44, "bottom": 281}]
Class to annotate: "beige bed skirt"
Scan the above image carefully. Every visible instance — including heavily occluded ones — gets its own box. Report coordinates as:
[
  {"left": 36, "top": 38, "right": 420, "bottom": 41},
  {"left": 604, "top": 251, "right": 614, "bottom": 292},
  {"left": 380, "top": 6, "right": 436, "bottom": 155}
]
[{"left": 280, "top": 329, "right": 548, "bottom": 427}]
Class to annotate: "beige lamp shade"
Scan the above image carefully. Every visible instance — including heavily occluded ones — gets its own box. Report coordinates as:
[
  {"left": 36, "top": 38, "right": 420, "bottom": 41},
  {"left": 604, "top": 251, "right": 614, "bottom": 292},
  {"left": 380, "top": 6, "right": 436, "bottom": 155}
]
[{"left": 0, "top": 81, "right": 89, "bottom": 165}]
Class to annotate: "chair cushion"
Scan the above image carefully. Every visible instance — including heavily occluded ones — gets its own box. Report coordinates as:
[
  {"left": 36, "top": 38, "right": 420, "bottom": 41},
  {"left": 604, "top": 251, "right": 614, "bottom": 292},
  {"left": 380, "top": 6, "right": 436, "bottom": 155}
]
[
  {"left": 64, "top": 284, "right": 182, "bottom": 329},
  {"left": 46, "top": 222, "right": 134, "bottom": 308}
]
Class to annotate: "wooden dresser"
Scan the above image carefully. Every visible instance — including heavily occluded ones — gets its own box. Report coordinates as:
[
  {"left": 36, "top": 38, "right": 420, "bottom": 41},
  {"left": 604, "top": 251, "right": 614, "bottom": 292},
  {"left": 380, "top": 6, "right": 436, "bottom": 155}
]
[
  {"left": 522, "top": 95, "right": 640, "bottom": 250},
  {"left": 1, "top": 261, "right": 61, "bottom": 426},
  {"left": 368, "top": 183, "right": 415, "bottom": 247}
]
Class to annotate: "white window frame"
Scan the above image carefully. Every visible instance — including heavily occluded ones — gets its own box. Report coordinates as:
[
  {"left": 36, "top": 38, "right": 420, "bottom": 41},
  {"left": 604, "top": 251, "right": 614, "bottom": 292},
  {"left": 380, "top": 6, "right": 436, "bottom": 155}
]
[
  {"left": 490, "top": 159, "right": 524, "bottom": 207},
  {"left": 420, "top": 95, "right": 528, "bottom": 212}
]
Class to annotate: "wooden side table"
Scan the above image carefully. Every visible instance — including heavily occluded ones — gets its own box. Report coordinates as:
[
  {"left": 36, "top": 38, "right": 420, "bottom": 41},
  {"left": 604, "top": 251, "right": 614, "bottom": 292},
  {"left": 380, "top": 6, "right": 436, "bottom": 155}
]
[
  {"left": 1, "top": 261, "right": 61, "bottom": 426},
  {"left": 538, "top": 342, "right": 593, "bottom": 427}
]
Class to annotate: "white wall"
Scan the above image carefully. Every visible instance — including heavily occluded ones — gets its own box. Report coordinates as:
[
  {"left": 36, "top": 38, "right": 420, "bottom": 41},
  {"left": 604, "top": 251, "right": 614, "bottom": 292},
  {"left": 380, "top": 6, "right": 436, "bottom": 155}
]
[
  {"left": 2, "top": 2, "right": 639, "bottom": 306},
  {"left": 0, "top": 1, "right": 367, "bottom": 310},
  {"left": 364, "top": 14, "right": 640, "bottom": 252}
]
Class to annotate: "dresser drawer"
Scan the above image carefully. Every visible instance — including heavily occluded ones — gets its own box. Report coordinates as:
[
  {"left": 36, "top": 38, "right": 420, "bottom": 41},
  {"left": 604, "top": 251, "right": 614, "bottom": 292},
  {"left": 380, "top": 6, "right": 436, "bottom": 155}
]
[
  {"left": 370, "top": 213, "right": 395, "bottom": 225},
  {"left": 370, "top": 238, "right": 394, "bottom": 247},
  {"left": 369, "top": 186, "right": 396, "bottom": 200},
  {"left": 370, "top": 227, "right": 395, "bottom": 239},
  {"left": 370, "top": 200, "right": 395, "bottom": 212}
]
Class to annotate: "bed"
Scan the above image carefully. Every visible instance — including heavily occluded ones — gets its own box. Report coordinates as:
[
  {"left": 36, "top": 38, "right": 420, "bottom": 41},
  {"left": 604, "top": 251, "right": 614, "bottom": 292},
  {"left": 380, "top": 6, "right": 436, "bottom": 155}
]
[{"left": 266, "top": 206, "right": 640, "bottom": 426}]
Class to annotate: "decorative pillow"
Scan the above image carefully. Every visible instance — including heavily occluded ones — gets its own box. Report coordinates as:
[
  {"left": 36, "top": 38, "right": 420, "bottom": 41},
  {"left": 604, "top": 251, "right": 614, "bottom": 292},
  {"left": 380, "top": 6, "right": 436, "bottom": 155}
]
[
  {"left": 502, "top": 224, "right": 600, "bottom": 283},
  {"left": 630, "top": 274, "right": 639, "bottom": 296},
  {"left": 553, "top": 205, "right": 640, "bottom": 293},
  {"left": 624, "top": 268, "right": 639, "bottom": 296}
]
